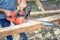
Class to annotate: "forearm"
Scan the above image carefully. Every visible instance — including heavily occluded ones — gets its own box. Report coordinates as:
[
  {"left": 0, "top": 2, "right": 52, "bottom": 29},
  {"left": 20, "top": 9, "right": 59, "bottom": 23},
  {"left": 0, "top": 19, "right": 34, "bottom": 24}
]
[
  {"left": 0, "top": 9, "right": 11, "bottom": 17},
  {"left": 0, "top": 9, "right": 6, "bottom": 13},
  {"left": 17, "top": 0, "right": 27, "bottom": 11},
  {"left": 17, "top": 0, "right": 21, "bottom": 5},
  {"left": 17, "top": 0, "right": 26, "bottom": 5},
  {"left": 21, "top": 0, "right": 26, "bottom": 5},
  {"left": 0, "top": 9, "right": 8, "bottom": 15}
]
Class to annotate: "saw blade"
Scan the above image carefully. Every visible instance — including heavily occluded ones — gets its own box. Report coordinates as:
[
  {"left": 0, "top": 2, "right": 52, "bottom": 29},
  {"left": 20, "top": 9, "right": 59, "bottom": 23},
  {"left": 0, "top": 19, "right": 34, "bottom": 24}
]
[{"left": 27, "top": 19, "right": 55, "bottom": 26}]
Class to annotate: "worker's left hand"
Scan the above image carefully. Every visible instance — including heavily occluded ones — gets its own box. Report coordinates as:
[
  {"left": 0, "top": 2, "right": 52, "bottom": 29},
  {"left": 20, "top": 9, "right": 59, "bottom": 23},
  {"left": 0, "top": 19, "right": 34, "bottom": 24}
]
[
  {"left": 18, "top": 15, "right": 30, "bottom": 24},
  {"left": 18, "top": 17, "right": 27, "bottom": 24}
]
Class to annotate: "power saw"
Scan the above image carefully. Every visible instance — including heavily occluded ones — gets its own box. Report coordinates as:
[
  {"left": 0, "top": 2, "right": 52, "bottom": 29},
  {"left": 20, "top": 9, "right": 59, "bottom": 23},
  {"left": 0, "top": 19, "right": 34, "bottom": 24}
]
[
  {"left": 7, "top": 3, "right": 31, "bottom": 24},
  {"left": 6, "top": 3, "right": 56, "bottom": 27}
]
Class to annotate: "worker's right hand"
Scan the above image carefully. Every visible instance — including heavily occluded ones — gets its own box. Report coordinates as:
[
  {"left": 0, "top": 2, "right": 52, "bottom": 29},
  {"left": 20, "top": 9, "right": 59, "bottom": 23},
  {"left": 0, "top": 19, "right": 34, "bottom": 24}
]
[
  {"left": 5, "top": 10, "right": 11, "bottom": 17},
  {"left": 17, "top": 4, "right": 26, "bottom": 11}
]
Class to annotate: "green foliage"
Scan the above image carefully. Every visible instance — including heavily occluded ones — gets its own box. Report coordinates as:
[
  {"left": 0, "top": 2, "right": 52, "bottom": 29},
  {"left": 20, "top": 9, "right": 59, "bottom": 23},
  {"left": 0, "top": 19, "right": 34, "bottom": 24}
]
[
  {"left": 47, "top": 0, "right": 60, "bottom": 4},
  {"left": 54, "top": 0, "right": 60, "bottom": 3}
]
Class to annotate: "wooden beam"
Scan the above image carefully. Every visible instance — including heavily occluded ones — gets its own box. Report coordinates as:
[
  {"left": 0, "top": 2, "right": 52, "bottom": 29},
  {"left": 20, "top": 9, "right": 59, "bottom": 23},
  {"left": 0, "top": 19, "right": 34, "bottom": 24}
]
[
  {"left": 38, "top": 14, "right": 60, "bottom": 22},
  {"left": 30, "top": 10, "right": 60, "bottom": 15},
  {"left": 53, "top": 20, "right": 60, "bottom": 25},
  {"left": 0, "top": 22, "right": 43, "bottom": 37},
  {"left": 35, "top": 0, "right": 45, "bottom": 10},
  {"left": 38, "top": 14, "right": 60, "bottom": 24},
  {"left": 0, "top": 14, "right": 60, "bottom": 37}
]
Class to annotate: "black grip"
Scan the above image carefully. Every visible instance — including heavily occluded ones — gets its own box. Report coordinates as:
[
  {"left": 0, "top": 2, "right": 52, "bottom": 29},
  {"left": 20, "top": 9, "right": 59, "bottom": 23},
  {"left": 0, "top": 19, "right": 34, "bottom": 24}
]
[
  {"left": 14, "top": 9, "right": 21, "bottom": 18},
  {"left": 23, "top": 3, "right": 32, "bottom": 19}
]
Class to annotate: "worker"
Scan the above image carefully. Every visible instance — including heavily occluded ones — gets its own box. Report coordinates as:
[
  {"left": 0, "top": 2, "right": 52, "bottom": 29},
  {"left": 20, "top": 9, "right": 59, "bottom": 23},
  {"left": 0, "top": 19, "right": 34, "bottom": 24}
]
[{"left": 0, "top": 0, "right": 28, "bottom": 40}]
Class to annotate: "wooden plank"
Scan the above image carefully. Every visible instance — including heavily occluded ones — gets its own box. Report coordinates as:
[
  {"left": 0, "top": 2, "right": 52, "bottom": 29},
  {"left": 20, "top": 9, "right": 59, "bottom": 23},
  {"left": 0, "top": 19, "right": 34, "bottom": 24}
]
[
  {"left": 53, "top": 20, "right": 60, "bottom": 25},
  {"left": 30, "top": 10, "right": 60, "bottom": 15},
  {"left": 35, "top": 0, "right": 45, "bottom": 10},
  {"left": 0, "top": 14, "right": 60, "bottom": 37},
  {"left": 38, "top": 14, "right": 60, "bottom": 21},
  {"left": 38, "top": 14, "right": 60, "bottom": 24},
  {"left": 0, "top": 22, "right": 43, "bottom": 37},
  {"left": 32, "top": 14, "right": 60, "bottom": 24}
]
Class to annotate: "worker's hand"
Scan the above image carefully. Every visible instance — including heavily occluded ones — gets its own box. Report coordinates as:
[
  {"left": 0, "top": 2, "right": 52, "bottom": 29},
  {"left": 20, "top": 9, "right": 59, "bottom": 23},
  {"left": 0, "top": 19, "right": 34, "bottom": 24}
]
[
  {"left": 19, "top": 17, "right": 27, "bottom": 24},
  {"left": 17, "top": 4, "right": 26, "bottom": 11},
  {"left": 5, "top": 10, "right": 11, "bottom": 17}
]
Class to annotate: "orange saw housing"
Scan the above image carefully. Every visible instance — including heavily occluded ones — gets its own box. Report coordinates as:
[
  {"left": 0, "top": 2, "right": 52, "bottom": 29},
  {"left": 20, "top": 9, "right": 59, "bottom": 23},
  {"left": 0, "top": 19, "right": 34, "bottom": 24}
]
[{"left": 7, "top": 10, "right": 26, "bottom": 24}]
